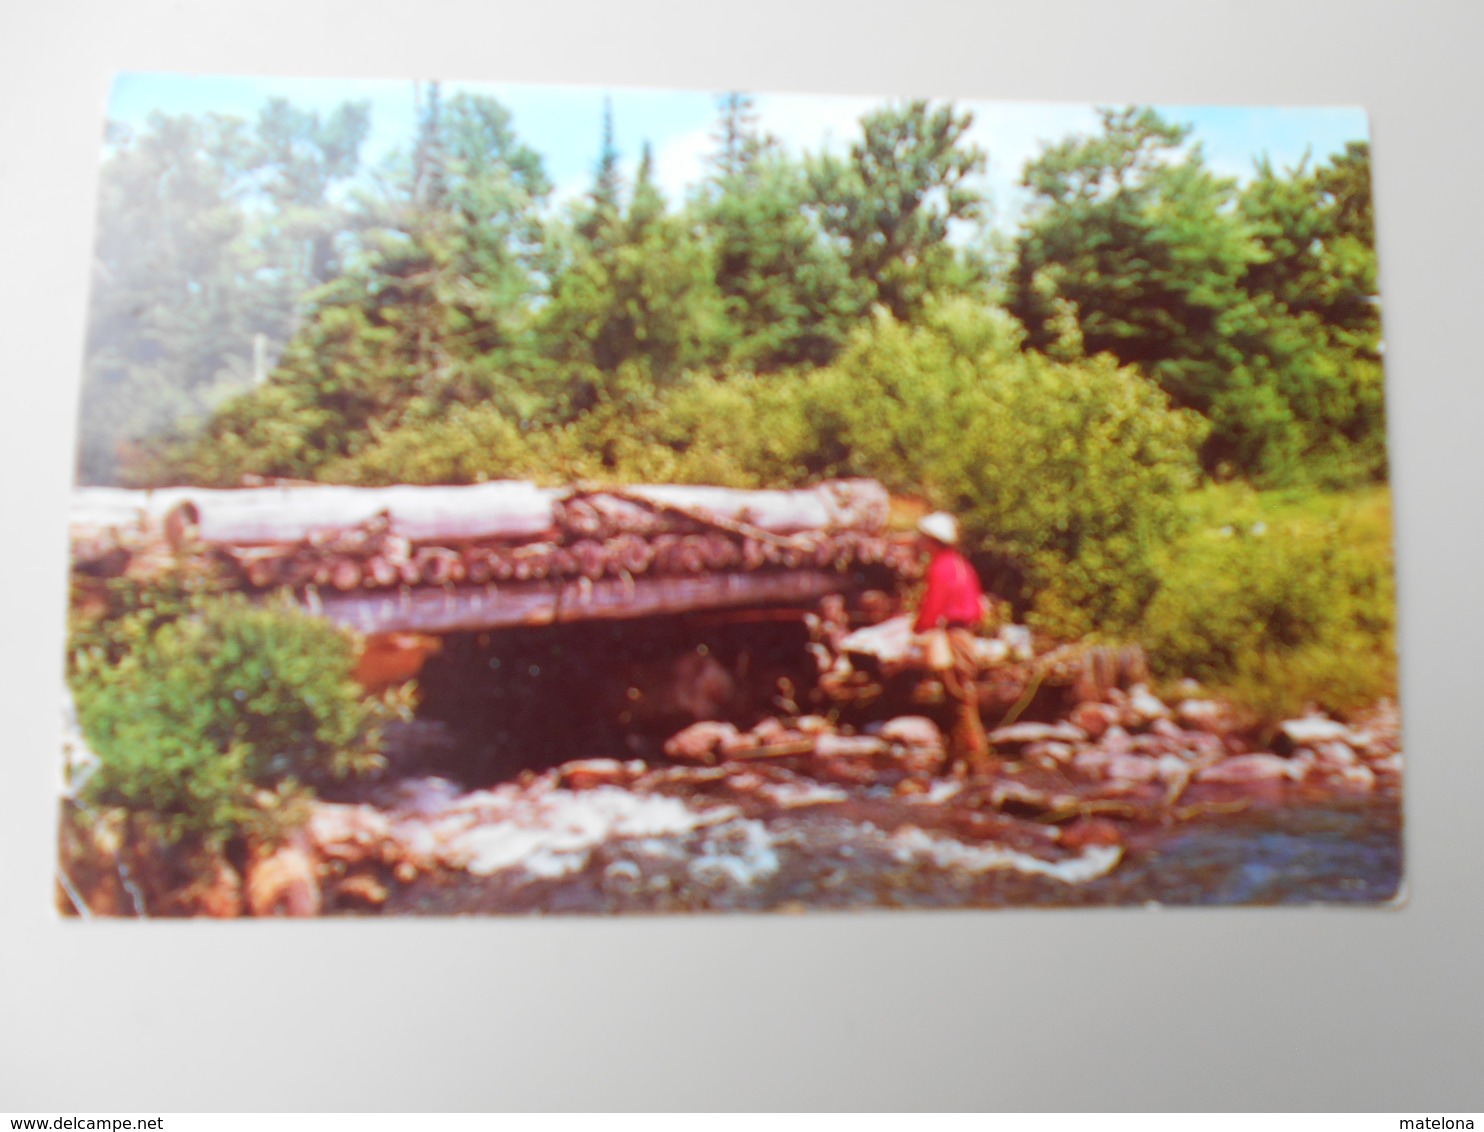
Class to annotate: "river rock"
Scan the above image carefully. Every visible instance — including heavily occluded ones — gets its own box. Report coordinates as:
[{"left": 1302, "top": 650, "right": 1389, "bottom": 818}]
[
  {"left": 1071, "top": 748, "right": 1114, "bottom": 778},
  {"left": 998, "top": 624, "right": 1035, "bottom": 661},
  {"left": 386, "top": 776, "right": 462, "bottom": 816},
  {"left": 1069, "top": 701, "right": 1120, "bottom": 740},
  {"left": 1149, "top": 718, "right": 1185, "bottom": 740},
  {"left": 246, "top": 845, "right": 321, "bottom": 917},
  {"left": 175, "top": 854, "right": 242, "bottom": 918},
  {"left": 1196, "top": 754, "right": 1298, "bottom": 784},
  {"left": 389, "top": 859, "right": 417, "bottom": 884},
  {"left": 1024, "top": 740, "right": 1076, "bottom": 766},
  {"left": 1339, "top": 764, "right": 1377, "bottom": 791},
  {"left": 880, "top": 716, "right": 943, "bottom": 749},
  {"left": 1176, "top": 699, "right": 1228, "bottom": 734},
  {"left": 1059, "top": 817, "right": 1122, "bottom": 850},
  {"left": 989, "top": 721, "right": 1088, "bottom": 748},
  {"left": 813, "top": 758, "right": 879, "bottom": 786},
  {"left": 664, "top": 720, "right": 741, "bottom": 763},
  {"left": 1313, "top": 741, "right": 1358, "bottom": 769},
  {"left": 814, "top": 733, "right": 890, "bottom": 759},
  {"left": 1103, "top": 753, "right": 1162, "bottom": 784},
  {"left": 839, "top": 615, "right": 913, "bottom": 664},
  {"left": 1277, "top": 716, "right": 1359, "bottom": 752},
  {"left": 972, "top": 638, "right": 1011, "bottom": 667},
  {"left": 306, "top": 804, "right": 394, "bottom": 865},
  {"left": 1122, "top": 684, "right": 1172, "bottom": 728},
  {"left": 336, "top": 873, "right": 390, "bottom": 908},
  {"left": 559, "top": 758, "right": 643, "bottom": 790},
  {"left": 1370, "top": 754, "right": 1404, "bottom": 775}
]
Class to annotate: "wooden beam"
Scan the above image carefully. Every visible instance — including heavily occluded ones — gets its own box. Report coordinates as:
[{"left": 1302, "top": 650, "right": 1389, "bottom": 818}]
[
  {"left": 307, "top": 569, "right": 856, "bottom": 635},
  {"left": 72, "top": 479, "right": 889, "bottom": 549}
]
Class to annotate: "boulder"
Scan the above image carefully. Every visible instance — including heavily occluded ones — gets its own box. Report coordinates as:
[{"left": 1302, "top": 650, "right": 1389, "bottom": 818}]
[
  {"left": 246, "top": 845, "right": 321, "bottom": 917},
  {"left": 174, "top": 854, "right": 242, "bottom": 918},
  {"left": 305, "top": 804, "right": 394, "bottom": 865},
  {"left": 1313, "top": 741, "right": 1358, "bottom": 769},
  {"left": 1122, "top": 684, "right": 1172, "bottom": 729},
  {"left": 663, "top": 720, "right": 741, "bottom": 763},
  {"left": 336, "top": 873, "right": 390, "bottom": 908},
  {"left": 559, "top": 758, "right": 642, "bottom": 790},
  {"left": 393, "top": 860, "right": 420, "bottom": 885},
  {"left": 998, "top": 624, "right": 1035, "bottom": 661},
  {"left": 1069, "top": 701, "right": 1120, "bottom": 740},
  {"left": 1176, "top": 699, "right": 1227, "bottom": 734},
  {"left": 989, "top": 721, "right": 1088, "bottom": 748},
  {"left": 1103, "top": 754, "right": 1161, "bottom": 784},
  {"left": 814, "top": 733, "right": 890, "bottom": 759},
  {"left": 1339, "top": 764, "right": 1377, "bottom": 791},
  {"left": 1196, "top": 754, "right": 1299, "bottom": 784},
  {"left": 839, "top": 614, "right": 914, "bottom": 665},
  {"left": 880, "top": 716, "right": 944, "bottom": 749},
  {"left": 1059, "top": 817, "right": 1123, "bottom": 850},
  {"left": 1277, "top": 716, "right": 1360, "bottom": 753},
  {"left": 1023, "top": 740, "right": 1076, "bottom": 765},
  {"left": 972, "top": 638, "right": 1011, "bottom": 667}
]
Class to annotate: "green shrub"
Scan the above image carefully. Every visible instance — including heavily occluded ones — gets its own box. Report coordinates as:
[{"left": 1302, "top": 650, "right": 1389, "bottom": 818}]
[
  {"left": 71, "top": 592, "right": 403, "bottom": 848},
  {"left": 762, "top": 301, "right": 1208, "bottom": 636},
  {"left": 319, "top": 401, "right": 546, "bottom": 486},
  {"left": 1140, "top": 491, "right": 1396, "bottom": 720}
]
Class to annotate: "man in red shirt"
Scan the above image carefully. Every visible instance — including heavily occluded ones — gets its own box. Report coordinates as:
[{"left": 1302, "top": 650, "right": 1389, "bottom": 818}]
[{"left": 913, "top": 512, "right": 993, "bottom": 778}]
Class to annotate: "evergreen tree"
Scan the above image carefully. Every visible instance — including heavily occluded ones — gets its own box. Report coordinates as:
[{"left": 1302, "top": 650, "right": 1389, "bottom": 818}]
[
  {"left": 539, "top": 138, "right": 724, "bottom": 417},
  {"left": 1008, "top": 107, "right": 1384, "bottom": 482},
  {"left": 699, "top": 96, "right": 862, "bottom": 370},
  {"left": 807, "top": 100, "right": 988, "bottom": 321},
  {"left": 158, "top": 91, "right": 554, "bottom": 484},
  {"left": 712, "top": 92, "right": 765, "bottom": 180}
]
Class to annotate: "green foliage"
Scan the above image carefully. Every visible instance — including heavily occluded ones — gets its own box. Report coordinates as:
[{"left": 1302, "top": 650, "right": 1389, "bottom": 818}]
[
  {"left": 780, "top": 305, "right": 1204, "bottom": 637},
  {"left": 576, "top": 302, "right": 1205, "bottom": 634},
  {"left": 83, "top": 104, "right": 372, "bottom": 485},
  {"left": 1009, "top": 108, "right": 1385, "bottom": 485},
  {"left": 539, "top": 145, "right": 725, "bottom": 411},
  {"left": 1140, "top": 486, "right": 1396, "bottom": 720},
  {"left": 320, "top": 401, "right": 549, "bottom": 485},
  {"left": 700, "top": 151, "right": 865, "bottom": 371},
  {"left": 808, "top": 100, "right": 989, "bottom": 321},
  {"left": 71, "top": 593, "right": 402, "bottom": 848}
]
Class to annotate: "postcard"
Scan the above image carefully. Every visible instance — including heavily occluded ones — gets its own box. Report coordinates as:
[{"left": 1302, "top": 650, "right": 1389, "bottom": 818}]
[{"left": 58, "top": 76, "right": 1399, "bottom": 916}]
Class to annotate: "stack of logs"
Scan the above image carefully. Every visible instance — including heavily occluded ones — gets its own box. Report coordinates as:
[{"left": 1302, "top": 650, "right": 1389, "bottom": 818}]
[{"left": 70, "top": 479, "right": 915, "bottom": 594}]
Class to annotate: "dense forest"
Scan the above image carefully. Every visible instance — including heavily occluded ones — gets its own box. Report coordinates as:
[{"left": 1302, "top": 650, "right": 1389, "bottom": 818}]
[{"left": 76, "top": 87, "right": 1391, "bottom": 710}]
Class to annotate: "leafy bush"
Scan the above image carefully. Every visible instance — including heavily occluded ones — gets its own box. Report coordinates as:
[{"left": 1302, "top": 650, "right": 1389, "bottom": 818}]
[
  {"left": 753, "top": 301, "right": 1207, "bottom": 636},
  {"left": 319, "top": 401, "right": 546, "bottom": 486},
  {"left": 71, "top": 592, "right": 403, "bottom": 848},
  {"left": 1140, "top": 488, "right": 1396, "bottom": 719}
]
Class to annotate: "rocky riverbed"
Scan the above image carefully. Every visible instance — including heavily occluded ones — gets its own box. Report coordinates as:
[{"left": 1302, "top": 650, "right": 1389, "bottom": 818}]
[
  {"left": 57, "top": 612, "right": 1403, "bottom": 917},
  {"left": 231, "top": 693, "right": 1401, "bottom": 916}
]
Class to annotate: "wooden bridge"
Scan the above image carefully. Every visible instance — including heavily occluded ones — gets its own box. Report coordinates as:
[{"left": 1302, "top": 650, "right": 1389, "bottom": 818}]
[{"left": 70, "top": 479, "right": 913, "bottom": 636}]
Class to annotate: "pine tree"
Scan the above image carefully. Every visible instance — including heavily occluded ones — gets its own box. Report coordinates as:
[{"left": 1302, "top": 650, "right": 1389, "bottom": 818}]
[
  {"left": 807, "top": 100, "right": 988, "bottom": 322},
  {"left": 700, "top": 97, "right": 861, "bottom": 370}
]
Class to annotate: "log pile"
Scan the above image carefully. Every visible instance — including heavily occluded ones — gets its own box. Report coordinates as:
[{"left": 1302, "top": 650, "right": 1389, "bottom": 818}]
[{"left": 70, "top": 479, "right": 913, "bottom": 632}]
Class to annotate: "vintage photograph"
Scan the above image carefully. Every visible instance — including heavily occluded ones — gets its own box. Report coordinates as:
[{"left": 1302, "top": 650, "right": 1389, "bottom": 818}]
[{"left": 59, "top": 76, "right": 1400, "bottom": 917}]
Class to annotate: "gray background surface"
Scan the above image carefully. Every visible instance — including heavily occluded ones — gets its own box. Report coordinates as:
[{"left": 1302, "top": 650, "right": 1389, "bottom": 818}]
[{"left": 1, "top": 0, "right": 1479, "bottom": 1111}]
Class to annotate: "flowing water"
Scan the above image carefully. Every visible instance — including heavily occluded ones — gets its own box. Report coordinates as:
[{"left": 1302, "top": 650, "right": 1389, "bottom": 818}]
[{"left": 375, "top": 779, "right": 1402, "bottom": 916}]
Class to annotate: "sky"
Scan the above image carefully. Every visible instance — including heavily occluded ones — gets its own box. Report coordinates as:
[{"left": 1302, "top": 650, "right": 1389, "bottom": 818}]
[{"left": 106, "top": 73, "right": 1370, "bottom": 231}]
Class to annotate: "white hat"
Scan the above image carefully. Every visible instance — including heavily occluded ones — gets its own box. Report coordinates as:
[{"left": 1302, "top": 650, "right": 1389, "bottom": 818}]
[{"left": 917, "top": 512, "right": 959, "bottom": 546}]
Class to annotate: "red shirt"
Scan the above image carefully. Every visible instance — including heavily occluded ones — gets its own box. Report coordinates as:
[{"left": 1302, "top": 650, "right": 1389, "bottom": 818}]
[{"left": 914, "top": 546, "right": 984, "bottom": 632}]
